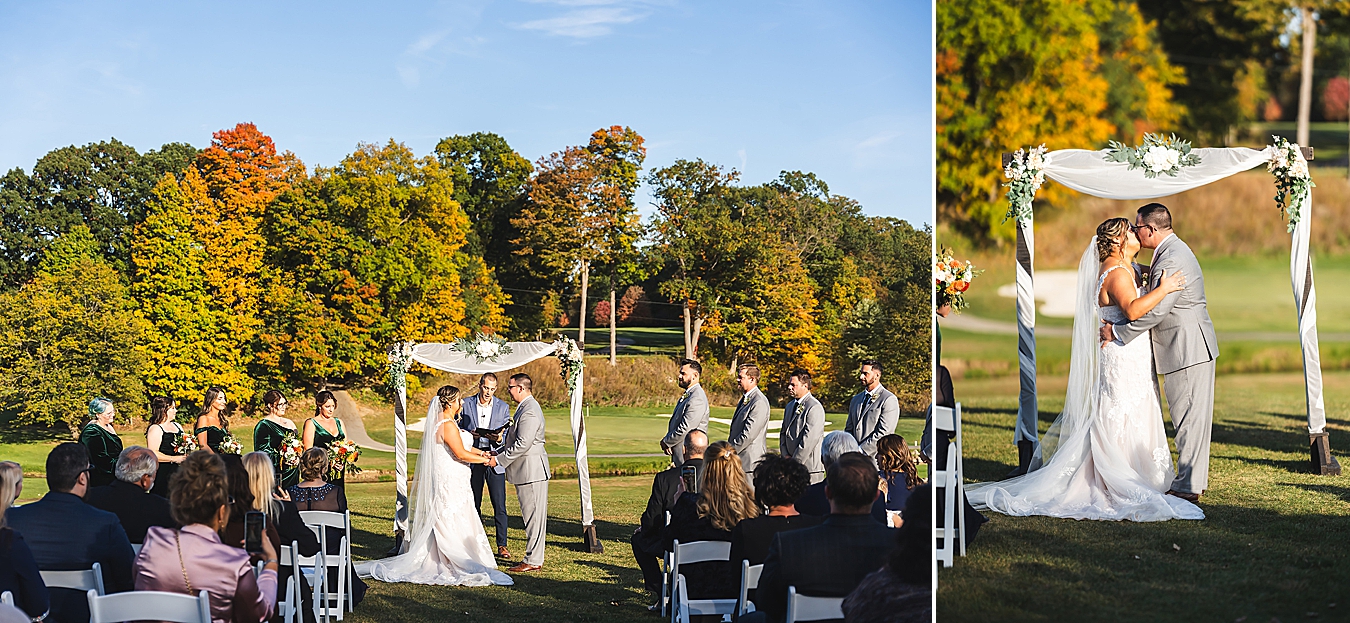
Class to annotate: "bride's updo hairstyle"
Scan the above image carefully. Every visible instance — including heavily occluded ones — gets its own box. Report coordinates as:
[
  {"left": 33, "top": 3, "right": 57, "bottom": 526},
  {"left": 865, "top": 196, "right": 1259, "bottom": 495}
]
[
  {"left": 1096, "top": 217, "right": 1132, "bottom": 261},
  {"left": 436, "top": 385, "right": 462, "bottom": 414}
]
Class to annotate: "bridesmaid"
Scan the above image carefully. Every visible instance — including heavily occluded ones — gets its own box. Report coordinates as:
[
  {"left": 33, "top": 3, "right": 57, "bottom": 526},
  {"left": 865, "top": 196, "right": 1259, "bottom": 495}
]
[
  {"left": 144, "top": 396, "right": 187, "bottom": 497},
  {"left": 253, "top": 390, "right": 300, "bottom": 489},
  {"left": 194, "top": 386, "right": 230, "bottom": 453},
  {"left": 78, "top": 398, "right": 122, "bottom": 488},
  {"left": 302, "top": 391, "right": 346, "bottom": 485}
]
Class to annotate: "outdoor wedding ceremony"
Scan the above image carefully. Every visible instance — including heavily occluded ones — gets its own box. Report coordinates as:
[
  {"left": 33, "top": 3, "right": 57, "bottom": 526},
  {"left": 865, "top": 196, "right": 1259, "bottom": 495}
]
[
  {"left": 0, "top": 2, "right": 931, "bottom": 623},
  {"left": 937, "top": 1, "right": 1349, "bottom": 622}
]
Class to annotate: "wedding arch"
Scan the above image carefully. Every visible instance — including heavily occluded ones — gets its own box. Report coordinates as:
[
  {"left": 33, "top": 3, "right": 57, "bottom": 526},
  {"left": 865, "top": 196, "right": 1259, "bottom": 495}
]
[
  {"left": 385, "top": 336, "right": 604, "bottom": 552},
  {"left": 1000, "top": 135, "right": 1339, "bottom": 475}
]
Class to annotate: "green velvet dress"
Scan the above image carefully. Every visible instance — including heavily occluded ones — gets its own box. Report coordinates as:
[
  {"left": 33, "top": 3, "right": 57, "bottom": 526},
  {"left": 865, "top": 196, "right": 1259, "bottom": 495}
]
[
  {"left": 254, "top": 418, "right": 300, "bottom": 489},
  {"left": 194, "top": 425, "right": 229, "bottom": 454},
  {"left": 149, "top": 422, "right": 186, "bottom": 497},
  {"left": 79, "top": 423, "right": 123, "bottom": 488},
  {"left": 308, "top": 417, "right": 346, "bottom": 485}
]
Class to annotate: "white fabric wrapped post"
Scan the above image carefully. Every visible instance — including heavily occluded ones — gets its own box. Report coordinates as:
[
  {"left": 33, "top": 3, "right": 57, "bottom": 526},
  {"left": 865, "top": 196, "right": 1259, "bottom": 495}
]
[
  {"left": 1014, "top": 219, "right": 1039, "bottom": 456},
  {"left": 394, "top": 382, "right": 410, "bottom": 541}
]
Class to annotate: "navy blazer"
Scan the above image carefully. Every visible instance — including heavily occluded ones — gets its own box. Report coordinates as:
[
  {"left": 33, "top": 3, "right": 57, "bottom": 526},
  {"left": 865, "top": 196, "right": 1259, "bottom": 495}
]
[
  {"left": 0, "top": 528, "right": 49, "bottom": 620},
  {"left": 794, "top": 480, "right": 888, "bottom": 525},
  {"left": 459, "top": 395, "right": 512, "bottom": 449},
  {"left": 5, "top": 491, "right": 135, "bottom": 623},
  {"left": 755, "top": 514, "right": 898, "bottom": 623}
]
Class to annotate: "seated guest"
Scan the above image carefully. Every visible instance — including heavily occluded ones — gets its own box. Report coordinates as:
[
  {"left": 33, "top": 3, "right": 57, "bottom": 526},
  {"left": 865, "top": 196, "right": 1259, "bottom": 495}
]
[
  {"left": 631, "top": 431, "right": 707, "bottom": 601},
  {"left": 743, "top": 453, "right": 897, "bottom": 623},
  {"left": 875, "top": 435, "right": 921, "bottom": 527},
  {"left": 0, "top": 462, "right": 48, "bottom": 622},
  {"left": 795, "top": 432, "right": 887, "bottom": 524},
  {"left": 842, "top": 484, "right": 932, "bottom": 623},
  {"left": 286, "top": 448, "right": 366, "bottom": 606},
  {"left": 6, "top": 443, "right": 133, "bottom": 623},
  {"left": 242, "top": 452, "right": 320, "bottom": 622},
  {"left": 730, "top": 453, "right": 822, "bottom": 568},
  {"left": 661, "top": 441, "right": 759, "bottom": 600},
  {"left": 136, "top": 450, "right": 277, "bottom": 623},
  {"left": 84, "top": 446, "right": 176, "bottom": 543},
  {"left": 220, "top": 455, "right": 282, "bottom": 555}
]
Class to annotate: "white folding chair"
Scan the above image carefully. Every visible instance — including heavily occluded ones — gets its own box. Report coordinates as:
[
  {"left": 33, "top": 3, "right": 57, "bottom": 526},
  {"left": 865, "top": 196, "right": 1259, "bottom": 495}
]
[
  {"left": 932, "top": 403, "right": 966, "bottom": 568},
  {"left": 279, "top": 540, "right": 324, "bottom": 623},
  {"left": 785, "top": 586, "right": 844, "bottom": 623},
  {"left": 87, "top": 589, "right": 210, "bottom": 623},
  {"left": 0, "top": 591, "right": 12, "bottom": 606},
  {"left": 736, "top": 560, "right": 763, "bottom": 617},
  {"left": 300, "top": 510, "right": 352, "bottom": 619},
  {"left": 40, "top": 562, "right": 105, "bottom": 595},
  {"left": 291, "top": 540, "right": 328, "bottom": 623},
  {"left": 668, "top": 540, "right": 736, "bottom": 623}
]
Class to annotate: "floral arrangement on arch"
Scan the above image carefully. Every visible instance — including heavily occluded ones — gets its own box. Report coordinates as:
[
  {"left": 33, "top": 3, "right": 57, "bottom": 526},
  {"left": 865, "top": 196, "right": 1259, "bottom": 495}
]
[
  {"left": 217, "top": 433, "right": 243, "bottom": 455},
  {"left": 1267, "top": 135, "right": 1315, "bottom": 232},
  {"left": 1003, "top": 144, "right": 1048, "bottom": 223},
  {"left": 327, "top": 439, "right": 363, "bottom": 479},
  {"left": 935, "top": 249, "right": 981, "bottom": 312},
  {"left": 1105, "top": 133, "right": 1201, "bottom": 178},
  {"left": 386, "top": 342, "right": 415, "bottom": 394},
  {"left": 280, "top": 433, "right": 305, "bottom": 469},
  {"left": 554, "top": 336, "right": 585, "bottom": 393},
  {"left": 450, "top": 333, "right": 513, "bottom": 364}
]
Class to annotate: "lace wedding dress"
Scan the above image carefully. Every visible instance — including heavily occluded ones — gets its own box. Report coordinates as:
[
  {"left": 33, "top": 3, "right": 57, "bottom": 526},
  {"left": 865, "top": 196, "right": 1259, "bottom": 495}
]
[
  {"left": 965, "top": 240, "right": 1203, "bottom": 522},
  {"left": 356, "top": 401, "right": 514, "bottom": 586}
]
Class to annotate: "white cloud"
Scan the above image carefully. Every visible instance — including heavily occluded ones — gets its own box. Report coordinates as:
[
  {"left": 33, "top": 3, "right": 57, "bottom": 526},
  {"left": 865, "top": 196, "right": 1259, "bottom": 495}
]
[{"left": 516, "top": 0, "right": 667, "bottom": 38}]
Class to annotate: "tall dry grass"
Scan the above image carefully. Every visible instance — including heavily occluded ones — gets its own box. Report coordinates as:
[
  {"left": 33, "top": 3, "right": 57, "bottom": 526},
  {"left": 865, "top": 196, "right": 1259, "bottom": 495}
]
[{"left": 1031, "top": 169, "right": 1350, "bottom": 267}]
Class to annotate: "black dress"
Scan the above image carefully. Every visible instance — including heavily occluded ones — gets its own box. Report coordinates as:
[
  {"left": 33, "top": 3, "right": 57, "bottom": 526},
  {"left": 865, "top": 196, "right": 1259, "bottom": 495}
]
[
  {"left": 288, "top": 483, "right": 366, "bottom": 607},
  {"left": 660, "top": 493, "right": 739, "bottom": 600},
  {"left": 79, "top": 423, "right": 123, "bottom": 488},
  {"left": 149, "top": 422, "right": 186, "bottom": 497}
]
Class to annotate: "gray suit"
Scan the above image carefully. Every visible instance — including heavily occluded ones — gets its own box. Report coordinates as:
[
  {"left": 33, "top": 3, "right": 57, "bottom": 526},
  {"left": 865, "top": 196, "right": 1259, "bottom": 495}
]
[
  {"left": 498, "top": 395, "right": 550, "bottom": 565},
  {"left": 728, "top": 387, "right": 770, "bottom": 475},
  {"left": 845, "top": 385, "right": 900, "bottom": 456},
  {"left": 780, "top": 392, "right": 825, "bottom": 483},
  {"left": 662, "top": 383, "right": 710, "bottom": 466},
  {"left": 1114, "top": 234, "right": 1218, "bottom": 494}
]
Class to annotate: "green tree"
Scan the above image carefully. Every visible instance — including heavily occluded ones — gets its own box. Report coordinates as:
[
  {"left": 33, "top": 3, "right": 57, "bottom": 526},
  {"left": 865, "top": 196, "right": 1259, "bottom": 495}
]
[
  {"left": 586, "top": 126, "right": 648, "bottom": 365},
  {"left": 0, "top": 227, "right": 148, "bottom": 432}
]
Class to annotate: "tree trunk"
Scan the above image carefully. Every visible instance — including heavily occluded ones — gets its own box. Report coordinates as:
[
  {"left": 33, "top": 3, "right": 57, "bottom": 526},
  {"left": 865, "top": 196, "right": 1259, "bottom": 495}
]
[
  {"left": 609, "top": 287, "right": 617, "bottom": 366},
  {"left": 578, "top": 260, "right": 589, "bottom": 348},
  {"left": 691, "top": 316, "right": 704, "bottom": 358},
  {"left": 729, "top": 353, "right": 738, "bottom": 376},
  {"left": 1298, "top": 6, "right": 1316, "bottom": 147},
  {"left": 682, "top": 301, "right": 693, "bottom": 359}
]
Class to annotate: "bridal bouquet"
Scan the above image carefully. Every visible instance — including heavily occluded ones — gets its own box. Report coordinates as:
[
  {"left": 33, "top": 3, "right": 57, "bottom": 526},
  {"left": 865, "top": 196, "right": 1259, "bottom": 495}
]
[
  {"left": 450, "top": 333, "right": 513, "bottom": 364},
  {"left": 935, "top": 249, "right": 981, "bottom": 312},
  {"left": 1003, "top": 144, "right": 1047, "bottom": 223},
  {"left": 554, "top": 336, "right": 585, "bottom": 393},
  {"left": 327, "top": 439, "right": 363, "bottom": 479},
  {"left": 280, "top": 433, "right": 305, "bottom": 469},
  {"left": 217, "top": 434, "right": 243, "bottom": 455},
  {"left": 1105, "top": 133, "right": 1201, "bottom": 178},
  {"left": 1267, "top": 135, "right": 1315, "bottom": 232},
  {"left": 172, "top": 434, "right": 199, "bottom": 455}
]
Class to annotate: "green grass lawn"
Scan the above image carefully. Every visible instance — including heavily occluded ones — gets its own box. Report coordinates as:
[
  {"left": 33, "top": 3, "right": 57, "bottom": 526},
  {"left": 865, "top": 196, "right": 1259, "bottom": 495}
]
[
  {"left": 553, "top": 326, "right": 686, "bottom": 356},
  {"left": 938, "top": 371, "right": 1350, "bottom": 622}
]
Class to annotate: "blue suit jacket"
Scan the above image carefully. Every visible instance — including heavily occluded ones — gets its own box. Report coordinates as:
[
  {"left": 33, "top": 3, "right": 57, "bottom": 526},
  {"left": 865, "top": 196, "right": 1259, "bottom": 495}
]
[
  {"left": 6, "top": 491, "right": 135, "bottom": 623},
  {"left": 459, "top": 395, "right": 512, "bottom": 450}
]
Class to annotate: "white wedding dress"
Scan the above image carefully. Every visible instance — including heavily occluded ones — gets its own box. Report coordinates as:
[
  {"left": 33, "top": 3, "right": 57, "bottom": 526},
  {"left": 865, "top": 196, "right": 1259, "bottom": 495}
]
[
  {"left": 965, "top": 239, "right": 1203, "bottom": 521},
  {"left": 356, "top": 401, "right": 513, "bottom": 586}
]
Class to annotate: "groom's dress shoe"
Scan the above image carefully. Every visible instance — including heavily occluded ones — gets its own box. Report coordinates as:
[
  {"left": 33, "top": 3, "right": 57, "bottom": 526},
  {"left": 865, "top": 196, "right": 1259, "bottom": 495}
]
[
  {"left": 508, "top": 562, "right": 542, "bottom": 572},
  {"left": 496, "top": 546, "right": 511, "bottom": 559},
  {"left": 1166, "top": 489, "right": 1201, "bottom": 502}
]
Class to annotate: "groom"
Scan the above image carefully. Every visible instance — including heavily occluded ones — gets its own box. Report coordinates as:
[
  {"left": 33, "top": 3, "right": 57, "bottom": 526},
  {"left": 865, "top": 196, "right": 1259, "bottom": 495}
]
[
  {"left": 1101, "top": 203, "right": 1218, "bottom": 502},
  {"left": 498, "top": 373, "right": 550, "bottom": 572}
]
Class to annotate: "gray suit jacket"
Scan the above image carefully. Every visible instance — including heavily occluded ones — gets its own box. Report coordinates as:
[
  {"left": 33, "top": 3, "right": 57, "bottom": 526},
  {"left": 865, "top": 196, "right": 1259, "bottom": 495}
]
[
  {"left": 662, "top": 383, "right": 710, "bottom": 465},
  {"left": 1114, "top": 235, "right": 1219, "bottom": 374},
  {"left": 845, "top": 385, "right": 900, "bottom": 456},
  {"left": 498, "top": 396, "right": 550, "bottom": 485},
  {"left": 779, "top": 393, "right": 825, "bottom": 474},
  {"left": 727, "top": 387, "right": 770, "bottom": 473}
]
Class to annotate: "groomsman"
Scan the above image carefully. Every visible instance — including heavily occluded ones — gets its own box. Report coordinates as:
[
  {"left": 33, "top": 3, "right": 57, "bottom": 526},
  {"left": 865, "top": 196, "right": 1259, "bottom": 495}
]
[
  {"left": 727, "top": 364, "right": 770, "bottom": 479},
  {"left": 844, "top": 359, "right": 900, "bottom": 457},
  {"left": 459, "top": 372, "right": 512, "bottom": 559},
  {"left": 780, "top": 369, "right": 825, "bottom": 484},
  {"left": 660, "top": 358, "right": 710, "bottom": 466}
]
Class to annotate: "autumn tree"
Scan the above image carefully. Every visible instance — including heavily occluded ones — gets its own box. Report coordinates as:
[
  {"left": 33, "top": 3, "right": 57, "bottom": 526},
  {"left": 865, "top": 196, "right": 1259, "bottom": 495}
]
[{"left": 0, "top": 227, "right": 148, "bottom": 432}]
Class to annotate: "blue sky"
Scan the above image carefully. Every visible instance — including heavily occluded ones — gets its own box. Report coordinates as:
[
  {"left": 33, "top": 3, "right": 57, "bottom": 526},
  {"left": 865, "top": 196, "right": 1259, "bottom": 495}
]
[{"left": 0, "top": 1, "right": 931, "bottom": 225}]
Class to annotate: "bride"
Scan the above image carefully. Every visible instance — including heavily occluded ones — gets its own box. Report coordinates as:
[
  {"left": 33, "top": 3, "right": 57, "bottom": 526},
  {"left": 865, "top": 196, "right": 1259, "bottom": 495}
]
[
  {"left": 965, "top": 217, "right": 1204, "bottom": 521},
  {"left": 357, "top": 386, "right": 514, "bottom": 585}
]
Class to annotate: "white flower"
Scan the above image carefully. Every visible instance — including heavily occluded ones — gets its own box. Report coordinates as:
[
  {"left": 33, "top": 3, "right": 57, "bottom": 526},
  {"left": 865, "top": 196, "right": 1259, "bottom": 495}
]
[
  {"left": 1028, "top": 152, "right": 1044, "bottom": 169},
  {"left": 476, "top": 341, "right": 499, "bottom": 357},
  {"left": 1291, "top": 156, "right": 1309, "bottom": 179},
  {"left": 1142, "top": 145, "right": 1177, "bottom": 173}
]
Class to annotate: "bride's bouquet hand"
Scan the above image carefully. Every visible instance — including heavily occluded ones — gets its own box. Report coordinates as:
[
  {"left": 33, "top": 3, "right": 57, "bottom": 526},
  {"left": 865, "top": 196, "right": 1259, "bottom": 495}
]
[{"left": 1159, "top": 269, "right": 1186, "bottom": 294}]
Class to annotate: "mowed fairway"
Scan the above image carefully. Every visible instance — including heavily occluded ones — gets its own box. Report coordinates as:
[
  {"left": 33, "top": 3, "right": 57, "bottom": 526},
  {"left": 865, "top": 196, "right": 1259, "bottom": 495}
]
[{"left": 937, "top": 372, "right": 1350, "bottom": 623}]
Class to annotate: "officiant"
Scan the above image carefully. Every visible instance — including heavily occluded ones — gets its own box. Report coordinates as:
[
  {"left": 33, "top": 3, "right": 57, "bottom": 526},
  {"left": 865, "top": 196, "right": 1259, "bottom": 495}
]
[{"left": 459, "top": 372, "right": 513, "bottom": 559}]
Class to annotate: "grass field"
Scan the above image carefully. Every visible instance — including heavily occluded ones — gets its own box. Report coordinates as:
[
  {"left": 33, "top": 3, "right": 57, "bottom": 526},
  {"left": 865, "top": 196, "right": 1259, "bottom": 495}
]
[{"left": 937, "top": 371, "right": 1350, "bottom": 622}]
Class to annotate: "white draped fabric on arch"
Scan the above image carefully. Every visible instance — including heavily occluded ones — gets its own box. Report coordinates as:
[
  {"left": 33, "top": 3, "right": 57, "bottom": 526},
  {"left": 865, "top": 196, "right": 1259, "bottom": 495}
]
[
  {"left": 385, "top": 338, "right": 604, "bottom": 552},
  {"left": 1003, "top": 141, "right": 1338, "bottom": 474}
]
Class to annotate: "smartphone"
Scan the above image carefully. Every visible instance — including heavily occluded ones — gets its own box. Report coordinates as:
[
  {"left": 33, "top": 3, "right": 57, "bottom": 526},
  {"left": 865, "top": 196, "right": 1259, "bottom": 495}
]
[
  {"left": 680, "top": 463, "right": 699, "bottom": 495},
  {"left": 244, "top": 510, "right": 266, "bottom": 554}
]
